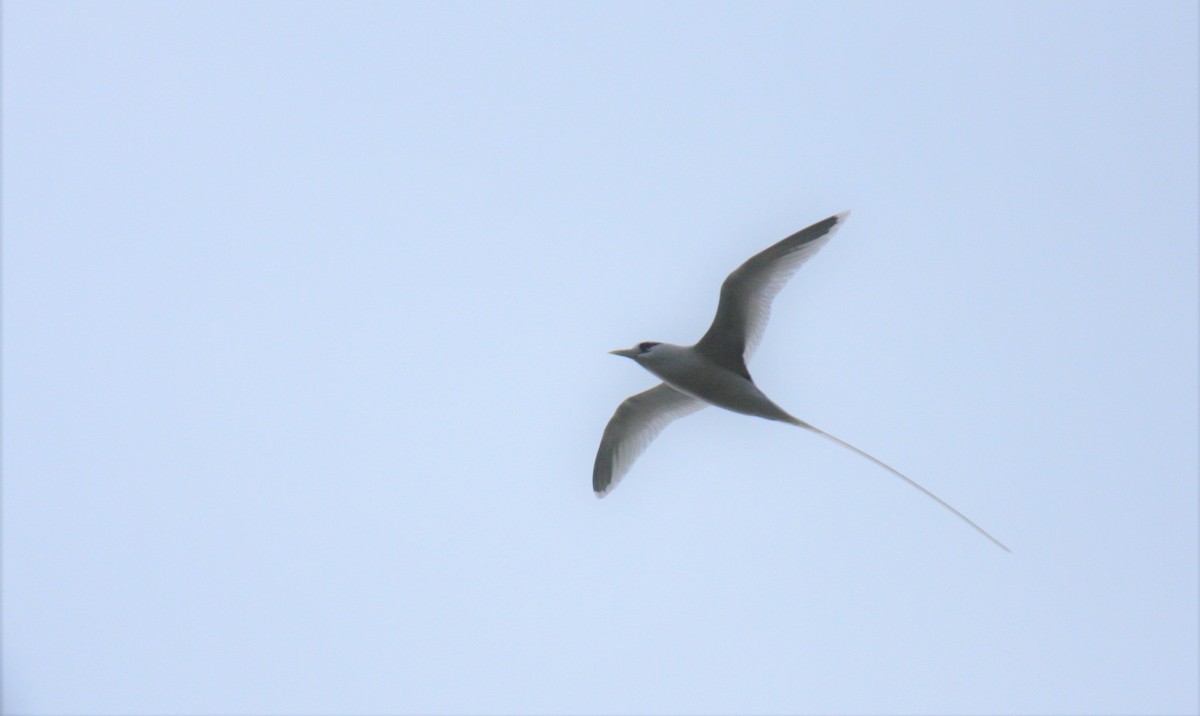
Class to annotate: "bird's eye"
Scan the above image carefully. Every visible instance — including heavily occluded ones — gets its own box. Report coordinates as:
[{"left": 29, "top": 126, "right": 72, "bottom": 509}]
[{"left": 638, "top": 342, "right": 660, "bottom": 353}]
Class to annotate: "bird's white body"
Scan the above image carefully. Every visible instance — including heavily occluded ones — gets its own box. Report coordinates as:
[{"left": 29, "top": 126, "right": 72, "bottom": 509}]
[
  {"left": 593, "top": 211, "right": 1009, "bottom": 551},
  {"left": 632, "top": 343, "right": 794, "bottom": 423}
]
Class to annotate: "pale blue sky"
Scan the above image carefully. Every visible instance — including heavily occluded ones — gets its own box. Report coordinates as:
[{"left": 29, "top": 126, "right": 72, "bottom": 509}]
[{"left": 4, "top": 2, "right": 1197, "bottom": 714}]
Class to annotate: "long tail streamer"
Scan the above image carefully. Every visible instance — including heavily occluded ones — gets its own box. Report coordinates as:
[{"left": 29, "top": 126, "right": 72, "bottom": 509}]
[{"left": 791, "top": 417, "right": 1011, "bottom": 553}]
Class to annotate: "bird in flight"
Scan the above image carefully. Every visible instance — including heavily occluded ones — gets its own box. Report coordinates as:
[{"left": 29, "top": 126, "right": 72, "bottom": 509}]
[{"left": 593, "top": 211, "right": 1010, "bottom": 552}]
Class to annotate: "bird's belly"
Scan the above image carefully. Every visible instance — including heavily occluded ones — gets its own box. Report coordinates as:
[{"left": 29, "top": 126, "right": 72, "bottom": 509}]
[{"left": 648, "top": 361, "right": 789, "bottom": 421}]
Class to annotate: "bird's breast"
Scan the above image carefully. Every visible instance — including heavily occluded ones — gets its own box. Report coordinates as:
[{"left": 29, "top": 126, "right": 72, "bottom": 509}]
[{"left": 641, "top": 349, "right": 789, "bottom": 421}]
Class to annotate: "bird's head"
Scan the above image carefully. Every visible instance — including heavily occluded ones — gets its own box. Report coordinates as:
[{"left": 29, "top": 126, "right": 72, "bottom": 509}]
[{"left": 609, "top": 341, "right": 661, "bottom": 360}]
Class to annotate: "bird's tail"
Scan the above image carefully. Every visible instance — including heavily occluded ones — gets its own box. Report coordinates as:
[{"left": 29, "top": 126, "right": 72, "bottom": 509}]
[{"left": 784, "top": 415, "right": 1011, "bottom": 552}]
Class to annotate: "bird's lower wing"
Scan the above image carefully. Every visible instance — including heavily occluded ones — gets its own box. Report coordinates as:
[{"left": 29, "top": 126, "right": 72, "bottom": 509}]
[{"left": 593, "top": 384, "right": 707, "bottom": 497}]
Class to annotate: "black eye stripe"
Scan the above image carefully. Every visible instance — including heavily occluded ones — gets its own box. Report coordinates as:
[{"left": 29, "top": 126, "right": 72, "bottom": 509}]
[{"left": 638, "top": 342, "right": 660, "bottom": 353}]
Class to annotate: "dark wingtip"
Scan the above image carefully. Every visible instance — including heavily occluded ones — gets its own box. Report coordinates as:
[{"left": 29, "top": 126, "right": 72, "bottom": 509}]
[
  {"left": 803, "top": 211, "right": 849, "bottom": 239},
  {"left": 593, "top": 463, "right": 612, "bottom": 497}
]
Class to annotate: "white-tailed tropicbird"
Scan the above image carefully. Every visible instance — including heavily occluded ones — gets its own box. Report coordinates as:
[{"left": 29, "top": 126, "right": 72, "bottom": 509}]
[{"left": 593, "top": 211, "right": 1010, "bottom": 552}]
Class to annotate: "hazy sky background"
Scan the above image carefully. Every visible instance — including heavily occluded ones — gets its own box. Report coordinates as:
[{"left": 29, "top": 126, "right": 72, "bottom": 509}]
[{"left": 4, "top": 2, "right": 1197, "bottom": 714}]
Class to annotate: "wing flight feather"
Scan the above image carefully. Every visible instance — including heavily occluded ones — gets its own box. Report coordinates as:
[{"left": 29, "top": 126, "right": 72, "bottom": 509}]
[
  {"left": 694, "top": 211, "right": 848, "bottom": 374},
  {"left": 593, "top": 384, "right": 706, "bottom": 496}
]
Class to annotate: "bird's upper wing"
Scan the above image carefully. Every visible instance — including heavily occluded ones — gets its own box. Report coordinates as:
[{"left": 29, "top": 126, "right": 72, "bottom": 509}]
[
  {"left": 593, "top": 383, "right": 707, "bottom": 497},
  {"left": 694, "top": 212, "right": 848, "bottom": 374}
]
